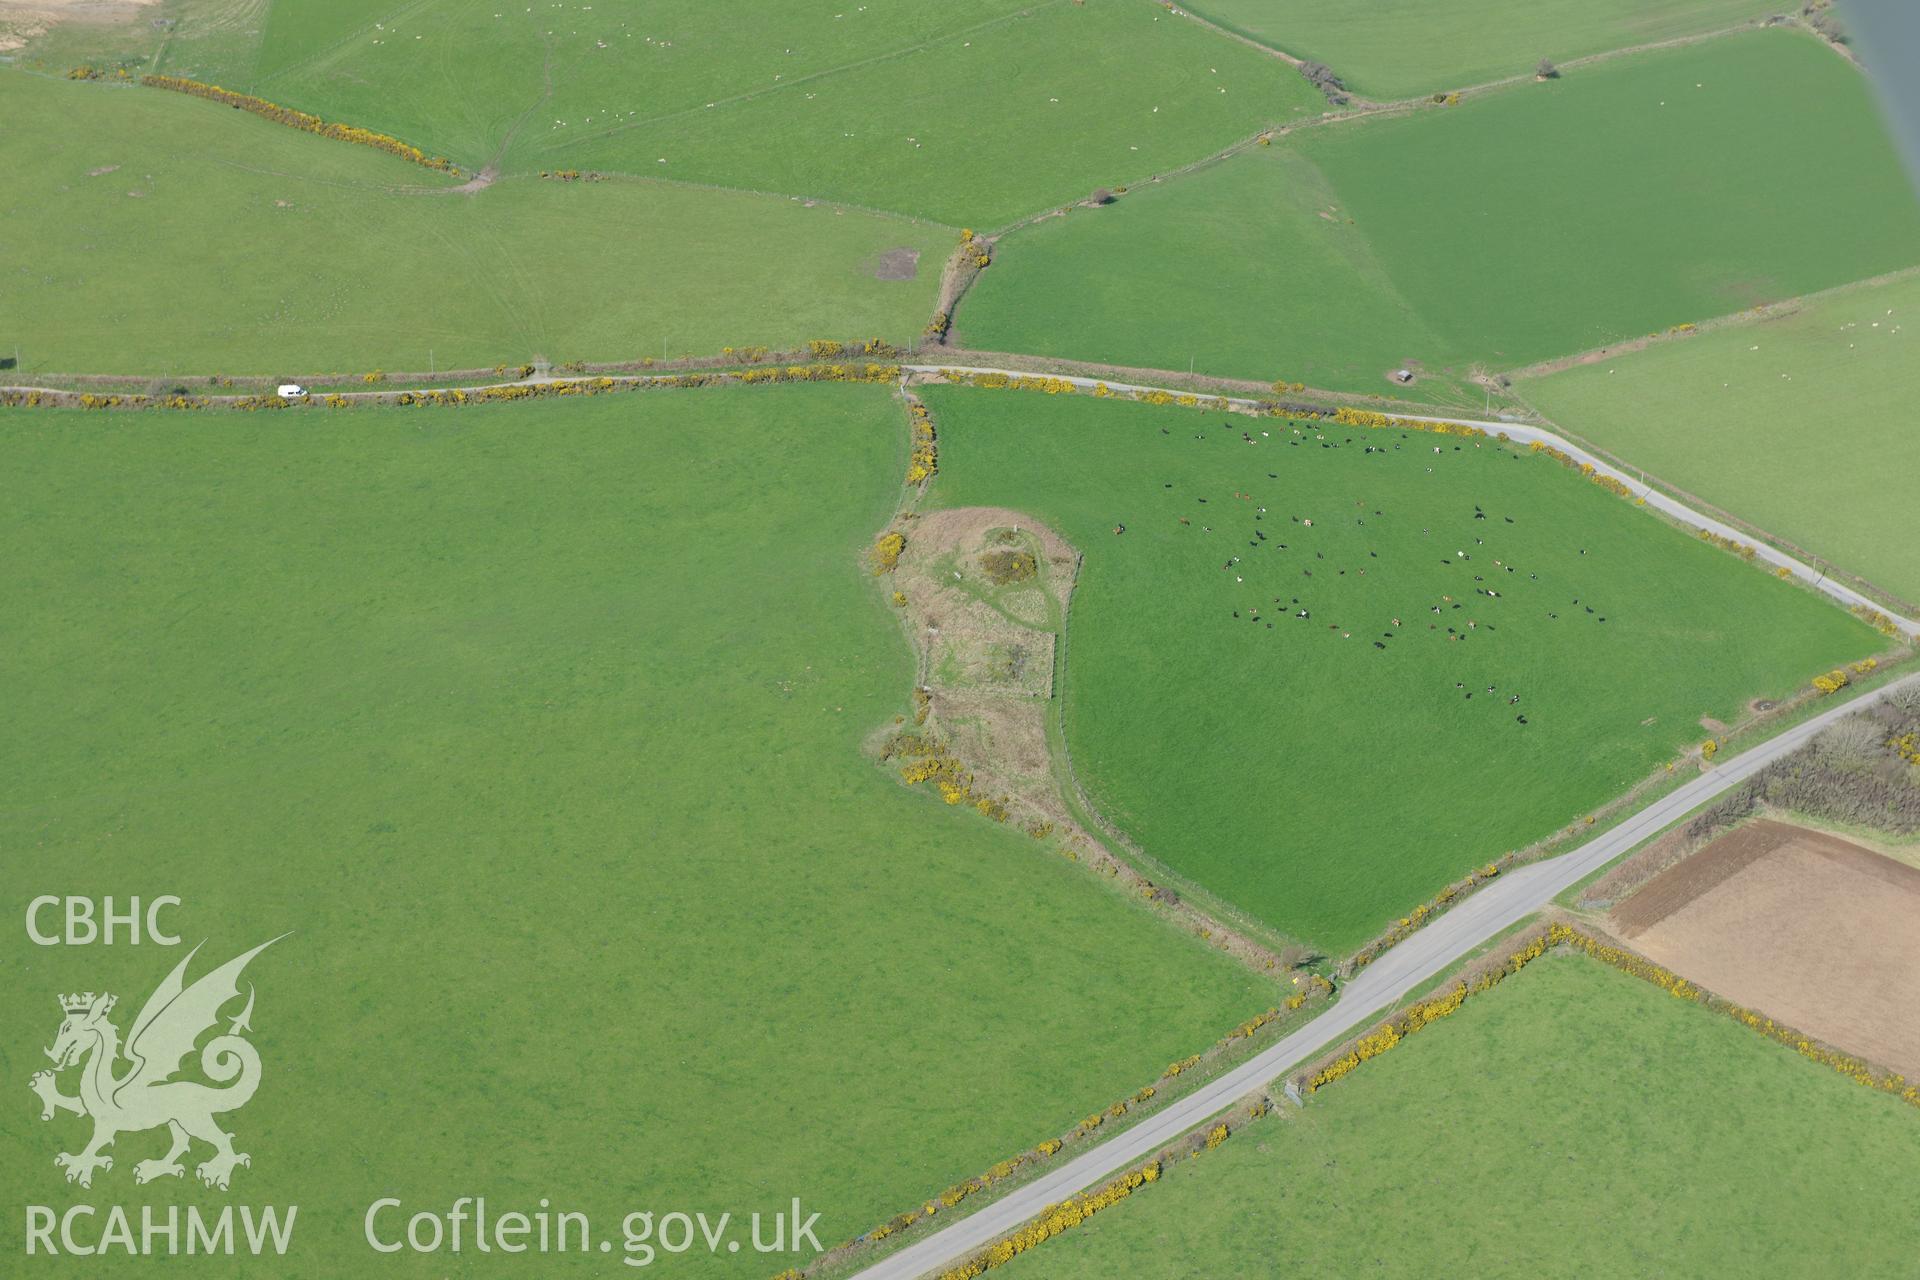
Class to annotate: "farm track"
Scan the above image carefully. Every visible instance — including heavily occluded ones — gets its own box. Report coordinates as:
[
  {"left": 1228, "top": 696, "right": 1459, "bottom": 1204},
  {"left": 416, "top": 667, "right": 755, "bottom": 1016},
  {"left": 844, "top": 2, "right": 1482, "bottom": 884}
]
[{"left": 847, "top": 668, "right": 1920, "bottom": 1280}]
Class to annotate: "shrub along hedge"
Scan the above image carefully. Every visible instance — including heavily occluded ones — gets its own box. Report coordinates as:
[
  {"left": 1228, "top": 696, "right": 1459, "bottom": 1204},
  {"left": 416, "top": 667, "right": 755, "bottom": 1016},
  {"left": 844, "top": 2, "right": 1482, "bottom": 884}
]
[{"left": 141, "top": 75, "right": 457, "bottom": 173}]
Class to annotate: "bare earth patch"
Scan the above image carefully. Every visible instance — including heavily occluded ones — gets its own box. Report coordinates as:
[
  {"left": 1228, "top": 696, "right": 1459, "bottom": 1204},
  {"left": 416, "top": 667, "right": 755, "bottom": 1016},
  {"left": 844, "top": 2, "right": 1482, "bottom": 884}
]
[
  {"left": 871, "top": 247, "right": 921, "bottom": 281},
  {"left": 896, "top": 507, "right": 1073, "bottom": 791},
  {"left": 1612, "top": 818, "right": 1920, "bottom": 1077},
  {"left": 1, "top": 0, "right": 156, "bottom": 47}
]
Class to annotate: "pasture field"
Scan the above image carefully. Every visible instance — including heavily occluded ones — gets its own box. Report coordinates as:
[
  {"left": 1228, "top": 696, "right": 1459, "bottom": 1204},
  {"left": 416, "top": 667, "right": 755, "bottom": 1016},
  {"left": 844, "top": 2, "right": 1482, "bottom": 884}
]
[
  {"left": 0, "top": 70, "right": 949, "bottom": 376},
  {"left": 997, "top": 955, "right": 1920, "bottom": 1277},
  {"left": 0, "top": 385, "right": 1276, "bottom": 1274},
  {"left": 1184, "top": 0, "right": 1779, "bottom": 99},
  {"left": 66, "top": 0, "right": 1329, "bottom": 228},
  {"left": 919, "top": 386, "right": 1882, "bottom": 953},
  {"left": 1517, "top": 271, "right": 1920, "bottom": 606},
  {"left": 959, "top": 30, "right": 1920, "bottom": 394}
]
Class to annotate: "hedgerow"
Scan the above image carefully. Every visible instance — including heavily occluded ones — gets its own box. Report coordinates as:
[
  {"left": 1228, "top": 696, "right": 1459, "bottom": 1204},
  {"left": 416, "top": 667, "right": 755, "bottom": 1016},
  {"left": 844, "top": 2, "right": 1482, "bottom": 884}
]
[
  {"left": 905, "top": 399, "right": 938, "bottom": 485},
  {"left": 871, "top": 531, "right": 907, "bottom": 576},
  {"left": 1310, "top": 927, "right": 1555, "bottom": 1090},
  {"left": 141, "top": 75, "right": 457, "bottom": 173},
  {"left": 1311, "top": 920, "right": 1920, "bottom": 1115},
  {"left": 1686, "top": 698, "right": 1920, "bottom": 838},
  {"left": 1345, "top": 861, "right": 1505, "bottom": 974},
  {"left": 1551, "top": 924, "right": 1920, "bottom": 1111},
  {"left": 1332, "top": 405, "right": 1486, "bottom": 439},
  {"left": 933, "top": 1161, "right": 1159, "bottom": 1280},
  {"left": 1526, "top": 437, "right": 1645, "bottom": 503},
  {"left": 1853, "top": 604, "right": 1902, "bottom": 638}
]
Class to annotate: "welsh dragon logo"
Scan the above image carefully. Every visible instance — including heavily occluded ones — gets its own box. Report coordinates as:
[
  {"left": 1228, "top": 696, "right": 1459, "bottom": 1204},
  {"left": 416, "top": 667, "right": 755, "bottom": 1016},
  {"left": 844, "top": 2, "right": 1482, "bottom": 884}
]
[{"left": 29, "top": 936, "right": 284, "bottom": 1190}]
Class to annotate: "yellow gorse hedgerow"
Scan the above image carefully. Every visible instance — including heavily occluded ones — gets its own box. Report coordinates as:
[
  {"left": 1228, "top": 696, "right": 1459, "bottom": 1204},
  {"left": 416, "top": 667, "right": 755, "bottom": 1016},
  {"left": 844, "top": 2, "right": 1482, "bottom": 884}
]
[
  {"left": 880, "top": 731, "right": 1010, "bottom": 820},
  {"left": 933, "top": 1162, "right": 1160, "bottom": 1280},
  {"left": 1696, "top": 526, "right": 1759, "bottom": 560},
  {"left": 1852, "top": 604, "right": 1901, "bottom": 638},
  {"left": 1524, "top": 438, "right": 1641, "bottom": 501},
  {"left": 1336, "top": 406, "right": 1485, "bottom": 438},
  {"left": 957, "top": 371, "right": 1077, "bottom": 395},
  {"left": 905, "top": 400, "right": 938, "bottom": 485},
  {"left": 871, "top": 532, "right": 906, "bottom": 575},
  {"left": 141, "top": 75, "right": 457, "bottom": 172},
  {"left": 1312, "top": 929, "right": 1556, "bottom": 1090},
  {"left": 1314, "top": 922, "right": 1920, "bottom": 1116},
  {"left": 1349, "top": 863, "right": 1503, "bottom": 971},
  {"left": 1548, "top": 925, "right": 1920, "bottom": 1109}
]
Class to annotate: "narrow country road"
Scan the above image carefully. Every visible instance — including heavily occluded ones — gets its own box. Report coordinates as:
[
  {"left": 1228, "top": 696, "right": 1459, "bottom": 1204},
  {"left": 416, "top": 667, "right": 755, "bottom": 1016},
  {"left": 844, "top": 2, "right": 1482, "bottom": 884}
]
[{"left": 851, "top": 671, "right": 1919, "bottom": 1280}]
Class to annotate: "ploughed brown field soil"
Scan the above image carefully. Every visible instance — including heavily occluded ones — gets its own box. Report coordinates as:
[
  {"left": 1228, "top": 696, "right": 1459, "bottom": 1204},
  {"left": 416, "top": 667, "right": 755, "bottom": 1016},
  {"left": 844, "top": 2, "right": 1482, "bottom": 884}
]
[{"left": 1613, "top": 818, "right": 1920, "bottom": 1077}]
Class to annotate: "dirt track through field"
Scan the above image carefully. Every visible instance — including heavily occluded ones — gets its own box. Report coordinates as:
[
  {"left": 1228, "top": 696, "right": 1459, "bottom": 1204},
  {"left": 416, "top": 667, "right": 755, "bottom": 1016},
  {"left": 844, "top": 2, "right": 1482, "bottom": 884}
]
[{"left": 1613, "top": 818, "right": 1920, "bottom": 1077}]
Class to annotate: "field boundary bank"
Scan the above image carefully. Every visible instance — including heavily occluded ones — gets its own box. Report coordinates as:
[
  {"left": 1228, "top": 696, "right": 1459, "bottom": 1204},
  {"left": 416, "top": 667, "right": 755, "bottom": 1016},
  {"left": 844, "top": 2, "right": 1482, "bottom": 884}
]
[
  {"left": 1168, "top": 4, "right": 1791, "bottom": 103},
  {"left": 12, "top": 340, "right": 921, "bottom": 395},
  {"left": 975, "top": 12, "right": 1803, "bottom": 240},
  {"left": 139, "top": 74, "right": 459, "bottom": 174},
  {"left": 1493, "top": 264, "right": 1920, "bottom": 384}
]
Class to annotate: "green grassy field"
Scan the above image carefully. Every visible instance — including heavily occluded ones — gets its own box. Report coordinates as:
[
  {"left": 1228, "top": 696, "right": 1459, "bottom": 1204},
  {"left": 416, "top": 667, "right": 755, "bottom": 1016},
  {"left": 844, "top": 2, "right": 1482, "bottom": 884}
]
[
  {"left": 1184, "top": 0, "right": 1779, "bottom": 99},
  {"left": 999, "top": 954, "right": 1920, "bottom": 1277},
  {"left": 0, "top": 385, "right": 1277, "bottom": 1274},
  {"left": 40, "top": 0, "right": 1327, "bottom": 228},
  {"left": 920, "top": 387, "right": 1882, "bottom": 953},
  {"left": 960, "top": 30, "right": 1920, "bottom": 395},
  {"left": 1518, "top": 271, "right": 1920, "bottom": 607},
  {"left": 0, "top": 70, "right": 949, "bottom": 376}
]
